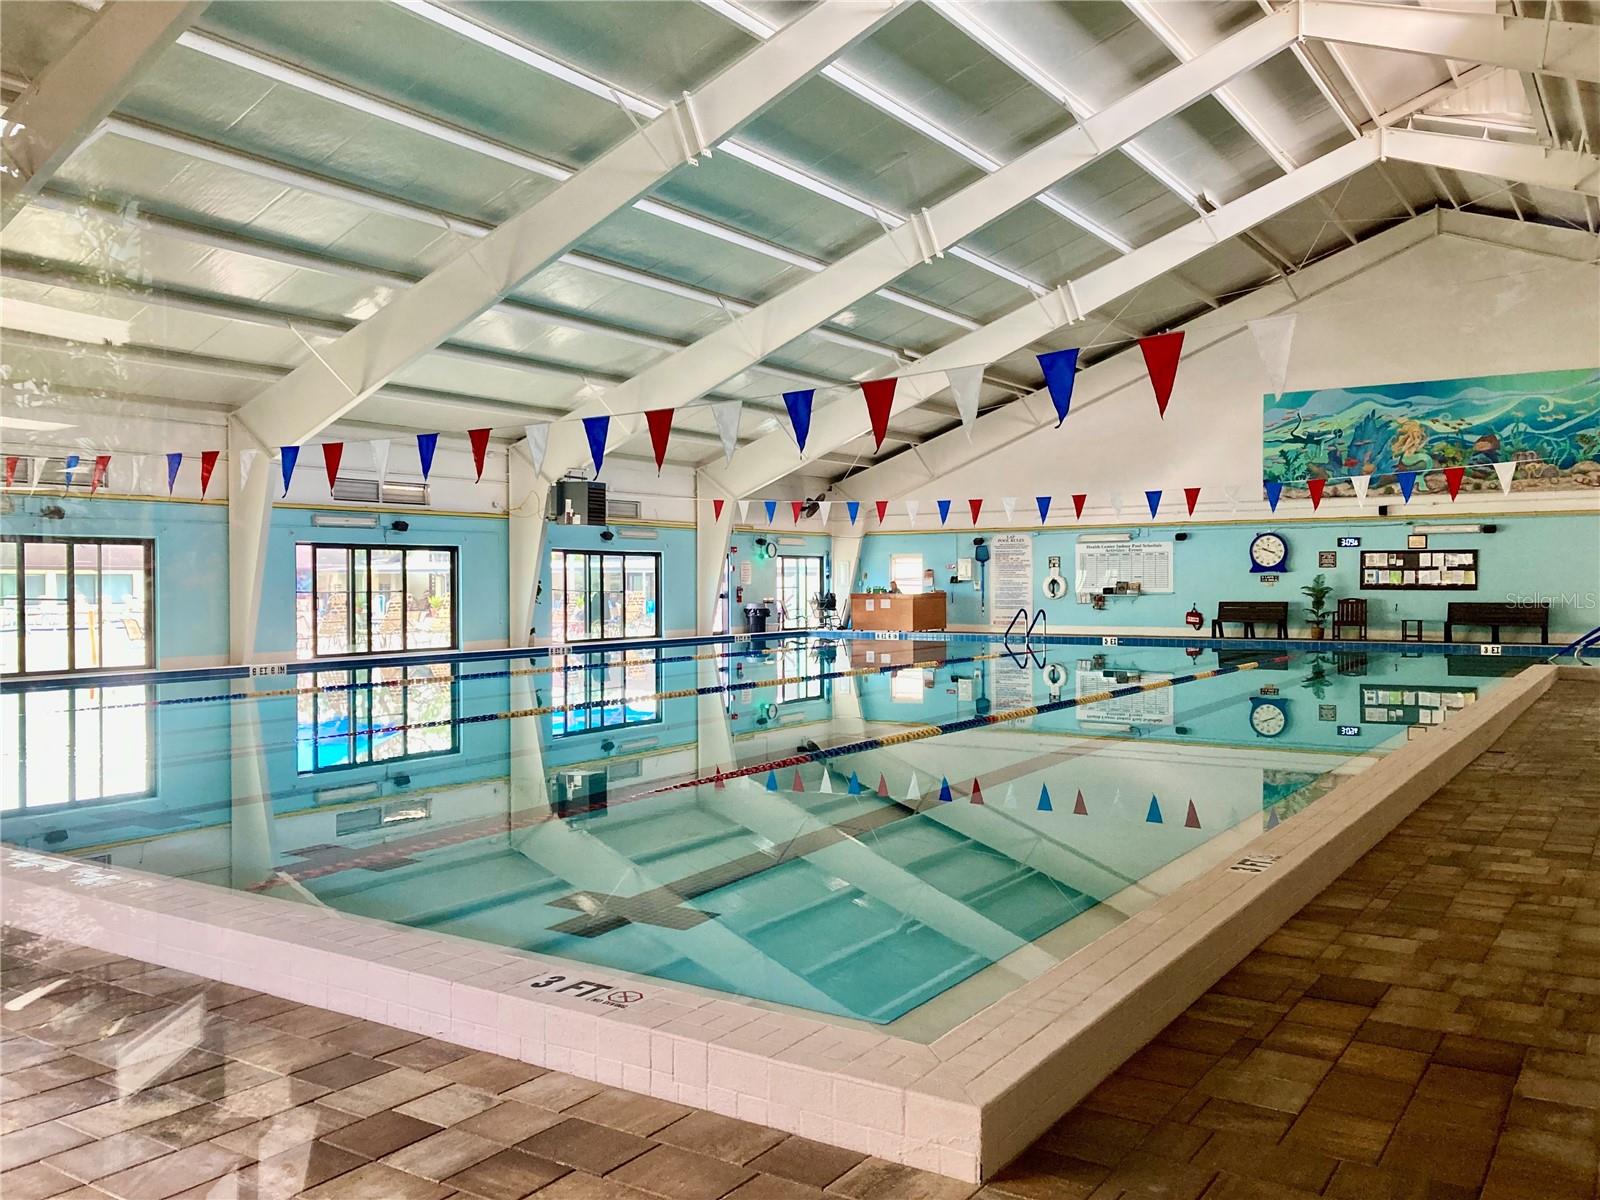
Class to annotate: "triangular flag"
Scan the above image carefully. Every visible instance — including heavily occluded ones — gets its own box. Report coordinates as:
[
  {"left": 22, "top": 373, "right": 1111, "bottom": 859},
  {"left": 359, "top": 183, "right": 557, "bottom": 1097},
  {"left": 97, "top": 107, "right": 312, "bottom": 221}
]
[
  {"left": 371, "top": 438, "right": 392, "bottom": 485},
  {"left": 1396, "top": 471, "right": 1417, "bottom": 502},
  {"left": 738, "top": 499, "right": 750, "bottom": 523},
  {"left": 1072, "top": 494, "right": 1087, "bottom": 519},
  {"left": 165, "top": 452, "right": 182, "bottom": 494},
  {"left": 1493, "top": 461, "right": 1516, "bottom": 494},
  {"left": 1146, "top": 795, "right": 1163, "bottom": 824},
  {"left": 765, "top": 770, "right": 778, "bottom": 792},
  {"left": 416, "top": 433, "right": 438, "bottom": 480},
  {"left": 905, "top": 773, "right": 922, "bottom": 803},
  {"left": 763, "top": 500, "right": 777, "bottom": 524},
  {"left": 877, "top": 774, "right": 889, "bottom": 798},
  {"left": 1036, "top": 496, "right": 1051, "bottom": 523},
  {"left": 1350, "top": 475, "right": 1370, "bottom": 507},
  {"left": 581, "top": 415, "right": 609, "bottom": 475},
  {"left": 63, "top": 454, "right": 80, "bottom": 489},
  {"left": 1037, "top": 347, "right": 1079, "bottom": 426},
  {"left": 645, "top": 409, "right": 674, "bottom": 473},
  {"left": 1002, "top": 783, "right": 1017, "bottom": 809},
  {"left": 968, "top": 498, "right": 983, "bottom": 524},
  {"left": 1265, "top": 480, "right": 1283, "bottom": 512},
  {"left": 238, "top": 449, "right": 258, "bottom": 492},
  {"left": 1001, "top": 497, "right": 1016, "bottom": 522},
  {"left": 279, "top": 446, "right": 298, "bottom": 497},
  {"left": 782, "top": 390, "right": 813, "bottom": 453},
  {"left": 848, "top": 771, "right": 863, "bottom": 795},
  {"left": 2, "top": 456, "right": 17, "bottom": 488},
  {"left": 875, "top": 500, "right": 889, "bottom": 523},
  {"left": 846, "top": 500, "right": 860, "bottom": 525},
  {"left": 1266, "top": 808, "right": 1280, "bottom": 830},
  {"left": 467, "top": 428, "right": 491, "bottom": 483},
  {"left": 90, "top": 454, "right": 110, "bottom": 495},
  {"left": 1185, "top": 800, "right": 1201, "bottom": 829},
  {"left": 1307, "top": 477, "right": 1325, "bottom": 510},
  {"left": 791, "top": 770, "right": 805, "bottom": 792},
  {"left": 522, "top": 424, "right": 549, "bottom": 477},
  {"left": 969, "top": 778, "right": 984, "bottom": 806},
  {"left": 712, "top": 497, "right": 725, "bottom": 522},
  {"left": 1037, "top": 784, "right": 1053, "bottom": 812},
  {"left": 818, "top": 768, "right": 834, "bottom": 794},
  {"left": 1184, "top": 486, "right": 1201, "bottom": 516},
  {"left": 1138, "top": 331, "right": 1184, "bottom": 417},
  {"left": 905, "top": 499, "right": 921, "bottom": 524},
  {"left": 791, "top": 500, "right": 804, "bottom": 524},
  {"left": 817, "top": 500, "right": 832, "bottom": 525},
  {"left": 713, "top": 768, "right": 726, "bottom": 790},
  {"left": 710, "top": 401, "right": 742, "bottom": 466},
  {"left": 1224, "top": 485, "right": 1243, "bottom": 514},
  {"left": 947, "top": 365, "right": 983, "bottom": 437},
  {"left": 1444, "top": 466, "right": 1465, "bottom": 500},
  {"left": 322, "top": 442, "right": 344, "bottom": 490},
  {"left": 27, "top": 456, "right": 45, "bottom": 493},
  {"left": 1145, "top": 490, "right": 1161, "bottom": 519},
  {"left": 861, "top": 378, "right": 897, "bottom": 450},
  {"left": 1073, "top": 789, "right": 1088, "bottom": 815},
  {"left": 937, "top": 777, "right": 954, "bottom": 803},
  {"left": 1247, "top": 314, "right": 1297, "bottom": 401},
  {"left": 936, "top": 499, "right": 951, "bottom": 525}
]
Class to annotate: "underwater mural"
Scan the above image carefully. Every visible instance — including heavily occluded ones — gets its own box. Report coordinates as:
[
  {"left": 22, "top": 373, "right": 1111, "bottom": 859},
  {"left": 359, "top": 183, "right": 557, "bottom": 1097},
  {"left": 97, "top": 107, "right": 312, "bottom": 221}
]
[{"left": 1263, "top": 367, "right": 1600, "bottom": 496}]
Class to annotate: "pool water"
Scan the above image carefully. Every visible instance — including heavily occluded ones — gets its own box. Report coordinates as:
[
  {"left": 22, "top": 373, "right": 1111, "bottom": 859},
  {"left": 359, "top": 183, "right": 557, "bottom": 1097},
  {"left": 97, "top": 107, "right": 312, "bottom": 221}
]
[{"left": 0, "top": 635, "right": 1525, "bottom": 1032}]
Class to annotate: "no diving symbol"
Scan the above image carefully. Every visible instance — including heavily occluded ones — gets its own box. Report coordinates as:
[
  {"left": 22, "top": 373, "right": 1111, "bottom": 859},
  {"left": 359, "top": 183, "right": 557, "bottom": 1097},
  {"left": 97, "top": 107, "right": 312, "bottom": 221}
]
[{"left": 607, "top": 990, "right": 644, "bottom": 1006}]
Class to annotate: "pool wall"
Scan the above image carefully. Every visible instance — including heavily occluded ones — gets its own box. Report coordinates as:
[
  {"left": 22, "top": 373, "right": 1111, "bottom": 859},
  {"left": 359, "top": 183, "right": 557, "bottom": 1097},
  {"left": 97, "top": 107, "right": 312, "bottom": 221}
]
[{"left": 1, "top": 662, "right": 1565, "bottom": 1181}]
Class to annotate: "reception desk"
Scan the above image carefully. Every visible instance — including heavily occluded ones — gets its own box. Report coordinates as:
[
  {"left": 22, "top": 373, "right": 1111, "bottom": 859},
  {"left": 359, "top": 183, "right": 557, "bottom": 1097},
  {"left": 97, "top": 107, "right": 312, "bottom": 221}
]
[{"left": 850, "top": 591, "right": 947, "bottom": 632}]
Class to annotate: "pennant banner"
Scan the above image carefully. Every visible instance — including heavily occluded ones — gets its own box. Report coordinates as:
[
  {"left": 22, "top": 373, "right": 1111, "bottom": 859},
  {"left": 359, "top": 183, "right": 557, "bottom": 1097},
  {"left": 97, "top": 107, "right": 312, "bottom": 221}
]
[
  {"left": 1002, "top": 496, "right": 1016, "bottom": 522},
  {"left": 1350, "top": 474, "right": 1370, "bottom": 507},
  {"left": 738, "top": 499, "right": 750, "bottom": 524},
  {"left": 581, "top": 416, "right": 609, "bottom": 475},
  {"left": 1145, "top": 489, "right": 1161, "bottom": 519},
  {"left": 1184, "top": 486, "right": 1201, "bottom": 516},
  {"left": 1037, "top": 347, "right": 1079, "bottom": 427},
  {"left": 1036, "top": 496, "right": 1051, "bottom": 523},
  {"left": 764, "top": 499, "right": 777, "bottom": 524},
  {"left": 323, "top": 441, "right": 344, "bottom": 490},
  {"left": 1494, "top": 461, "right": 1516, "bottom": 494},
  {"left": 968, "top": 498, "right": 983, "bottom": 524},
  {"left": 166, "top": 452, "right": 183, "bottom": 495},
  {"left": 646, "top": 409, "right": 674, "bottom": 473},
  {"left": 279, "top": 446, "right": 298, "bottom": 497},
  {"left": 63, "top": 454, "right": 79, "bottom": 489},
  {"left": 875, "top": 499, "right": 889, "bottom": 523},
  {"left": 1138, "top": 331, "right": 1184, "bottom": 417},
  {"left": 905, "top": 499, "right": 920, "bottom": 524},
  {"left": 711, "top": 401, "right": 741, "bottom": 466},
  {"left": 370, "top": 438, "right": 391, "bottom": 486},
  {"left": 238, "top": 449, "right": 258, "bottom": 493},
  {"left": 846, "top": 500, "right": 860, "bottom": 526},
  {"left": 1396, "top": 470, "right": 1417, "bottom": 502},
  {"left": 1307, "top": 477, "right": 1325, "bottom": 510},
  {"left": 416, "top": 433, "right": 438, "bottom": 481},
  {"left": 90, "top": 454, "right": 110, "bottom": 495},
  {"left": 791, "top": 500, "right": 804, "bottom": 524},
  {"left": 468, "top": 428, "right": 491, "bottom": 483},
  {"left": 1247, "top": 314, "right": 1297, "bottom": 402},
  {"left": 197, "top": 450, "right": 218, "bottom": 499},
  {"left": 1072, "top": 493, "right": 1087, "bottom": 519},
  {"left": 861, "top": 378, "right": 897, "bottom": 451},
  {"left": 782, "top": 390, "right": 813, "bottom": 453},
  {"left": 3, "top": 457, "right": 17, "bottom": 488},
  {"left": 936, "top": 499, "right": 951, "bottom": 526},
  {"left": 816, "top": 500, "right": 831, "bottom": 525},
  {"left": 1265, "top": 480, "right": 1283, "bottom": 512},
  {"left": 712, "top": 497, "right": 725, "bottom": 522},
  {"left": 947, "top": 365, "right": 983, "bottom": 438},
  {"left": 1444, "top": 465, "right": 1465, "bottom": 500}
]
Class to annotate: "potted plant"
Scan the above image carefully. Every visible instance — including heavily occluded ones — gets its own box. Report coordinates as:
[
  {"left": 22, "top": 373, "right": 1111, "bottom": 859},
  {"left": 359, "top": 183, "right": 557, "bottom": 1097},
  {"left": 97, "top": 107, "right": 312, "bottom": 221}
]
[{"left": 1301, "top": 573, "right": 1333, "bottom": 639}]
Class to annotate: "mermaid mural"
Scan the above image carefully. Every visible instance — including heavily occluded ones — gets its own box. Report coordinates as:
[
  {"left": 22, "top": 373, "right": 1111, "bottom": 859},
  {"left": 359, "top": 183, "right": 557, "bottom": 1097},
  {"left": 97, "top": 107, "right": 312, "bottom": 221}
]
[{"left": 1263, "top": 367, "right": 1600, "bottom": 496}]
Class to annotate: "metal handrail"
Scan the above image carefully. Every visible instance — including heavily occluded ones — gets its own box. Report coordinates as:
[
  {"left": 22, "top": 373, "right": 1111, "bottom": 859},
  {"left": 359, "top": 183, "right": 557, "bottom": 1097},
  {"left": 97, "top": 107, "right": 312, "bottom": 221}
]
[
  {"left": 1025, "top": 607, "right": 1046, "bottom": 643},
  {"left": 1003, "top": 607, "right": 1030, "bottom": 645},
  {"left": 1549, "top": 624, "right": 1600, "bottom": 666}
]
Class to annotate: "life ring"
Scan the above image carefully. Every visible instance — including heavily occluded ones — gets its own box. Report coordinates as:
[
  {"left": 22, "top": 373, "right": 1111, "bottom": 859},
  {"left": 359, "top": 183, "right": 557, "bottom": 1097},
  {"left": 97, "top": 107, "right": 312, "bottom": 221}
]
[
  {"left": 1043, "top": 558, "right": 1068, "bottom": 599},
  {"left": 1043, "top": 662, "right": 1068, "bottom": 689}
]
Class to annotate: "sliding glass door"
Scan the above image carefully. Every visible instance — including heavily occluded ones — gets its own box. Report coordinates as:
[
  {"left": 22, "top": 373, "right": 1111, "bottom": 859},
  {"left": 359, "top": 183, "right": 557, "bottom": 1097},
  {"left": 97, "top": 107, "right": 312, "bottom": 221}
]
[
  {"left": 1, "top": 537, "right": 153, "bottom": 675},
  {"left": 776, "top": 555, "right": 822, "bottom": 630},
  {"left": 550, "top": 551, "right": 659, "bottom": 642}
]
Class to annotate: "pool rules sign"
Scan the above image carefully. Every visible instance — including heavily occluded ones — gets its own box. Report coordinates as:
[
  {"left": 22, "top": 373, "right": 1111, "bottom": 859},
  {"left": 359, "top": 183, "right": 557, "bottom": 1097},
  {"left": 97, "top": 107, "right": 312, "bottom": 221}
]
[{"left": 992, "top": 533, "right": 1033, "bottom": 625}]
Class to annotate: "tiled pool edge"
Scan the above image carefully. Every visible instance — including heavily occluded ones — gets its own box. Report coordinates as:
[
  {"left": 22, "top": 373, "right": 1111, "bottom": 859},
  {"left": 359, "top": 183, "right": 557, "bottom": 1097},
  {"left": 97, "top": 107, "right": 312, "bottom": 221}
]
[{"left": 0, "top": 664, "right": 1558, "bottom": 1183}]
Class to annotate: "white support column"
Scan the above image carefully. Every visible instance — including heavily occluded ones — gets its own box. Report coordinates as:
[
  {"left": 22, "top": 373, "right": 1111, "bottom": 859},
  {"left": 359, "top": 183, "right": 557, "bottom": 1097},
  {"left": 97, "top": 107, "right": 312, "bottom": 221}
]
[
  {"left": 831, "top": 532, "right": 864, "bottom": 611},
  {"left": 693, "top": 470, "right": 734, "bottom": 637},
  {"left": 0, "top": 0, "right": 207, "bottom": 227},
  {"left": 226, "top": 418, "right": 273, "bottom": 664},
  {"left": 508, "top": 443, "right": 547, "bottom": 649}
]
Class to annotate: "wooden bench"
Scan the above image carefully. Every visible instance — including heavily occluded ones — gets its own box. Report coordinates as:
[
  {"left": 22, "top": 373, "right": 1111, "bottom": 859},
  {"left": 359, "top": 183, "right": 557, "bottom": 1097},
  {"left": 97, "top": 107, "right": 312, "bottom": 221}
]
[
  {"left": 1445, "top": 601, "right": 1549, "bottom": 644},
  {"left": 1211, "top": 601, "right": 1289, "bottom": 639}
]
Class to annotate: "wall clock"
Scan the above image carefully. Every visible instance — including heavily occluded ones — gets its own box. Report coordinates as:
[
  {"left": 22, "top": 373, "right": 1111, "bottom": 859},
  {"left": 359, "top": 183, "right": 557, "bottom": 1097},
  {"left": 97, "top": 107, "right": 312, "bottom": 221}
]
[
  {"left": 1249, "top": 531, "right": 1288, "bottom": 574},
  {"left": 1249, "top": 696, "right": 1288, "bottom": 738}
]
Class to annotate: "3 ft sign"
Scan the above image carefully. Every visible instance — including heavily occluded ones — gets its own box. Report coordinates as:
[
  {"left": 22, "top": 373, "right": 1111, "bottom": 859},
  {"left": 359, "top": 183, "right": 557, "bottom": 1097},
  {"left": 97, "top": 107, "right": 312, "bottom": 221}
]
[{"left": 529, "top": 974, "right": 644, "bottom": 1009}]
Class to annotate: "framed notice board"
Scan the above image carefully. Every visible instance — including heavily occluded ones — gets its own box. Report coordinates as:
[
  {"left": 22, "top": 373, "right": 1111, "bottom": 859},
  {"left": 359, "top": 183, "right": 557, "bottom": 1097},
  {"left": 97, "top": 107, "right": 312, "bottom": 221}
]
[{"left": 1359, "top": 549, "right": 1478, "bottom": 590}]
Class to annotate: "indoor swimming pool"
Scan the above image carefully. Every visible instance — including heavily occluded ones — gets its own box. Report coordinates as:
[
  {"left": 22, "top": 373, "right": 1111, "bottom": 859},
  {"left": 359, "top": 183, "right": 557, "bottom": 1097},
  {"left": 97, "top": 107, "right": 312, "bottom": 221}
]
[{"left": 0, "top": 634, "right": 1530, "bottom": 1034}]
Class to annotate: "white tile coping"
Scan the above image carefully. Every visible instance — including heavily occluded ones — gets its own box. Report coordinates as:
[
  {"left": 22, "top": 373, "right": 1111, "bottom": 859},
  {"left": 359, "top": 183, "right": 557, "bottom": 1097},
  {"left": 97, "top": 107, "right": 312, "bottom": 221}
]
[{"left": 0, "top": 664, "right": 1556, "bottom": 1182}]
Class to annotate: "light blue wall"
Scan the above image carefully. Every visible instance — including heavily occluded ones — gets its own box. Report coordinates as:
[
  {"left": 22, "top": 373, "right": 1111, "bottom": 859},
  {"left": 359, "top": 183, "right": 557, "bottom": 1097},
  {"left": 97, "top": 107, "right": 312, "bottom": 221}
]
[
  {"left": 857, "top": 513, "right": 1599, "bottom": 639},
  {"left": 530, "top": 522, "right": 697, "bottom": 640},
  {"left": 726, "top": 530, "right": 831, "bottom": 632}
]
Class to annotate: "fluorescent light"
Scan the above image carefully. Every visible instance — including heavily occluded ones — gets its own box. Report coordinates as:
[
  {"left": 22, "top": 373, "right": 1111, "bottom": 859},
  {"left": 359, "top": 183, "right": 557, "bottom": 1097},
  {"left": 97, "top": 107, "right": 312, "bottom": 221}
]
[
  {"left": 1414, "top": 523, "right": 1488, "bottom": 534},
  {"left": 615, "top": 529, "right": 658, "bottom": 540},
  {"left": 312, "top": 513, "right": 379, "bottom": 528}
]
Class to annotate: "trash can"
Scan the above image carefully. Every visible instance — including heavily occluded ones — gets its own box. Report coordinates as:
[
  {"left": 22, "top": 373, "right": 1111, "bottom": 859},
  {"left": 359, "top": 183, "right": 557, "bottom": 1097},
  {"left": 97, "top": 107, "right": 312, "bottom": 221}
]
[{"left": 744, "top": 604, "right": 771, "bottom": 634}]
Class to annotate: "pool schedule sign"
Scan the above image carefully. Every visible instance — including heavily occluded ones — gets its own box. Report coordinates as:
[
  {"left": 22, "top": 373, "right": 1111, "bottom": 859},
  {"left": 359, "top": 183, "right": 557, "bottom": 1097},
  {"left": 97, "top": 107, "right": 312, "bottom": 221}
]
[{"left": 992, "top": 533, "right": 1033, "bottom": 622}]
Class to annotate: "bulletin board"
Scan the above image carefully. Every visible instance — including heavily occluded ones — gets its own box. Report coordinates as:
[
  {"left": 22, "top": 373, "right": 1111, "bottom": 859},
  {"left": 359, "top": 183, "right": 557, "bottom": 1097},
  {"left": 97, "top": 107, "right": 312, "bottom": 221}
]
[
  {"left": 1074, "top": 541, "right": 1174, "bottom": 594},
  {"left": 1075, "top": 665, "right": 1174, "bottom": 726},
  {"left": 1359, "top": 549, "right": 1478, "bottom": 590}
]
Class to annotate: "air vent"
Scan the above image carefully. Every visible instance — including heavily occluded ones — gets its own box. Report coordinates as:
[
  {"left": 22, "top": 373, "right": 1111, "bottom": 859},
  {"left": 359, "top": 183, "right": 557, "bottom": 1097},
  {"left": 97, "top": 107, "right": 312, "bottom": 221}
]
[
  {"left": 335, "top": 798, "right": 431, "bottom": 836},
  {"left": 607, "top": 498, "right": 642, "bottom": 521},
  {"left": 608, "top": 759, "right": 642, "bottom": 781},
  {"left": 330, "top": 477, "right": 431, "bottom": 506}
]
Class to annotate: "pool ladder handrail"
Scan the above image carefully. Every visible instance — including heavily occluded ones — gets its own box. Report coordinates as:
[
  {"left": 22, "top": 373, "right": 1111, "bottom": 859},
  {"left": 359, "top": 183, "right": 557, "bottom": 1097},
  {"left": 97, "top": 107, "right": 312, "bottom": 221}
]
[
  {"left": 1549, "top": 624, "right": 1600, "bottom": 666},
  {"left": 1003, "top": 607, "right": 1048, "bottom": 668}
]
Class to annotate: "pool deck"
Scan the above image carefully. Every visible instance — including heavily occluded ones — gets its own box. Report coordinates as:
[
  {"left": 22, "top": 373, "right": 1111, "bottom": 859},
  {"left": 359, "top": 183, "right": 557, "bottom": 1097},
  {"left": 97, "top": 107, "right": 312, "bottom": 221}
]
[{"left": 3, "top": 673, "right": 1594, "bottom": 1199}]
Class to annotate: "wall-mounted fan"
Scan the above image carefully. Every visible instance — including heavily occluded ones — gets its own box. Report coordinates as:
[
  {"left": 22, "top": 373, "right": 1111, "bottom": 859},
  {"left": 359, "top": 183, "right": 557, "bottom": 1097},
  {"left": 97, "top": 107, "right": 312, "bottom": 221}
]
[{"left": 798, "top": 494, "right": 826, "bottom": 519}]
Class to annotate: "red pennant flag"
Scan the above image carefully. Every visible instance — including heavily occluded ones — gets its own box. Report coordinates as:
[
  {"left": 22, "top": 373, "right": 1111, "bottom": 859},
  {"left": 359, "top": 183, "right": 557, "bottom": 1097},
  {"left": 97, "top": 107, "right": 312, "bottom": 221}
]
[
  {"left": 645, "top": 408, "right": 674, "bottom": 473},
  {"left": 861, "top": 378, "right": 897, "bottom": 451},
  {"left": 791, "top": 500, "right": 804, "bottom": 524},
  {"left": 322, "top": 442, "right": 344, "bottom": 490},
  {"left": 3, "top": 457, "right": 17, "bottom": 488},
  {"left": 876, "top": 774, "right": 889, "bottom": 798},
  {"left": 712, "top": 497, "right": 725, "bottom": 522},
  {"left": 468, "top": 427, "right": 491, "bottom": 483},
  {"left": 1184, "top": 486, "right": 1201, "bottom": 516},
  {"left": 791, "top": 770, "right": 805, "bottom": 792},
  {"left": 90, "top": 454, "right": 111, "bottom": 495},
  {"left": 1185, "top": 800, "right": 1201, "bottom": 829},
  {"left": 968, "top": 498, "right": 983, "bottom": 524},
  {"left": 1073, "top": 789, "right": 1088, "bottom": 815},
  {"left": 875, "top": 500, "right": 889, "bottom": 523},
  {"left": 1138, "top": 331, "right": 1184, "bottom": 417},
  {"left": 969, "top": 778, "right": 985, "bottom": 806},
  {"left": 199, "top": 450, "right": 220, "bottom": 499},
  {"left": 713, "top": 768, "right": 726, "bottom": 790},
  {"left": 1444, "top": 466, "right": 1465, "bottom": 500},
  {"left": 1307, "top": 477, "right": 1326, "bottom": 510},
  {"left": 1072, "top": 494, "right": 1087, "bottom": 519}
]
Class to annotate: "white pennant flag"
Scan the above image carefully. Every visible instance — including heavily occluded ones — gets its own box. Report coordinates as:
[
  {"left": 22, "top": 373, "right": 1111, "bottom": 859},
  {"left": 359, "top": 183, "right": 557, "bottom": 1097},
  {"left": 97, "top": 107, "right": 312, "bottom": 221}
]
[
  {"left": 28, "top": 457, "right": 46, "bottom": 494},
  {"left": 946, "top": 365, "right": 983, "bottom": 439},
  {"left": 523, "top": 424, "right": 549, "bottom": 476},
  {"left": 816, "top": 500, "right": 832, "bottom": 525},
  {"left": 1350, "top": 474, "right": 1370, "bottom": 507},
  {"left": 905, "top": 772, "right": 922, "bottom": 803},
  {"left": 817, "top": 768, "right": 833, "bottom": 795},
  {"left": 239, "top": 449, "right": 259, "bottom": 491},
  {"left": 737, "top": 499, "right": 750, "bottom": 524},
  {"left": 1248, "top": 314, "right": 1298, "bottom": 401},
  {"left": 370, "top": 439, "right": 391, "bottom": 485},
  {"left": 1001, "top": 496, "right": 1017, "bottom": 523},
  {"left": 1223, "top": 484, "right": 1242, "bottom": 514},
  {"left": 1493, "top": 461, "right": 1516, "bottom": 494},
  {"left": 904, "top": 499, "right": 921, "bottom": 524},
  {"left": 710, "top": 401, "right": 742, "bottom": 465},
  {"left": 1002, "top": 783, "right": 1017, "bottom": 810}
]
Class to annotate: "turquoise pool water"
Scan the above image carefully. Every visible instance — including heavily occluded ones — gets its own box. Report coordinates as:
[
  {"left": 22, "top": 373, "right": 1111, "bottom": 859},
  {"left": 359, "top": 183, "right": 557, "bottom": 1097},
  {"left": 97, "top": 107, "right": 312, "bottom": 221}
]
[{"left": 0, "top": 635, "right": 1523, "bottom": 1029}]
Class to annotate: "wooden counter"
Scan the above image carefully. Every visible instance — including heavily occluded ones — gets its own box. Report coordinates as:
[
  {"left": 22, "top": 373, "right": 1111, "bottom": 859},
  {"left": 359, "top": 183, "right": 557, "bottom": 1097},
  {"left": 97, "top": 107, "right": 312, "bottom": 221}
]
[{"left": 850, "top": 591, "right": 947, "bottom": 632}]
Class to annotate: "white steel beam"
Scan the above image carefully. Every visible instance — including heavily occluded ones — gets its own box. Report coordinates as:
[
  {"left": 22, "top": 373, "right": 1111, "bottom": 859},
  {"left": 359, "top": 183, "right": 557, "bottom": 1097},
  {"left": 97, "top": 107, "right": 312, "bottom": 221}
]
[
  {"left": 0, "top": 0, "right": 206, "bottom": 227},
  {"left": 230, "top": 1, "right": 903, "bottom": 452}
]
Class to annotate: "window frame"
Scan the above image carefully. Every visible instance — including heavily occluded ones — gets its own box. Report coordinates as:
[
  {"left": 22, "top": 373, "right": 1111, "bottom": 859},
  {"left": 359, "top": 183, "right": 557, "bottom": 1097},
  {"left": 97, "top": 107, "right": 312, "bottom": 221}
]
[
  {"left": 297, "top": 663, "right": 462, "bottom": 774},
  {"left": 549, "top": 648, "right": 664, "bottom": 738},
  {"left": 549, "top": 550, "right": 661, "bottom": 644},
  {"left": 776, "top": 555, "right": 824, "bottom": 631},
  {"left": 2, "top": 535, "right": 156, "bottom": 675},
  {"left": 296, "top": 542, "right": 459, "bottom": 660},
  {"left": 889, "top": 553, "right": 925, "bottom": 595},
  {"left": 3, "top": 685, "right": 158, "bottom": 809}
]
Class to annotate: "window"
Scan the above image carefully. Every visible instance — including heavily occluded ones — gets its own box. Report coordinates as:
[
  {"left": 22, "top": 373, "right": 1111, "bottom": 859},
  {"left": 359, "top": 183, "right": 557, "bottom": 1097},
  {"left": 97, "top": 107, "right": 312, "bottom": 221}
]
[
  {"left": 889, "top": 553, "right": 925, "bottom": 595},
  {"left": 550, "top": 649, "right": 661, "bottom": 736},
  {"left": 2, "top": 537, "right": 153, "bottom": 674},
  {"left": 295, "top": 544, "right": 456, "bottom": 659},
  {"left": 0, "top": 686, "right": 154, "bottom": 808},
  {"left": 776, "top": 645, "right": 822, "bottom": 702},
  {"left": 549, "top": 551, "right": 659, "bottom": 642},
  {"left": 776, "top": 556, "right": 823, "bottom": 630},
  {"left": 296, "top": 663, "right": 458, "bottom": 772}
]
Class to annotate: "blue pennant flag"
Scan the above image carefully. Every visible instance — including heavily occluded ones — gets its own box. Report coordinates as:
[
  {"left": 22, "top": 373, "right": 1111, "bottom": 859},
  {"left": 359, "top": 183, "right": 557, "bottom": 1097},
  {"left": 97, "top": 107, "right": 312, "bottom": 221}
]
[
  {"left": 582, "top": 415, "right": 610, "bottom": 475},
  {"left": 1146, "top": 795, "right": 1163, "bottom": 824},
  {"left": 63, "top": 454, "right": 80, "bottom": 488},
  {"left": 1037, "top": 347, "right": 1079, "bottom": 427},
  {"left": 763, "top": 499, "right": 777, "bottom": 524},
  {"left": 848, "top": 771, "right": 863, "bottom": 795},
  {"left": 280, "top": 446, "right": 299, "bottom": 497},
  {"left": 1266, "top": 808, "right": 1280, "bottom": 829},
  {"left": 938, "top": 777, "right": 954, "bottom": 803},
  {"left": 765, "top": 771, "right": 778, "bottom": 792},
  {"left": 1396, "top": 470, "right": 1417, "bottom": 502},
  {"left": 1038, "top": 783, "right": 1054, "bottom": 813},
  {"left": 936, "top": 499, "right": 951, "bottom": 526},
  {"left": 1036, "top": 496, "right": 1051, "bottom": 523},
  {"left": 782, "top": 389, "right": 814, "bottom": 453},
  {"left": 416, "top": 433, "right": 438, "bottom": 480},
  {"left": 1264, "top": 480, "right": 1283, "bottom": 512},
  {"left": 846, "top": 500, "right": 860, "bottom": 525},
  {"left": 166, "top": 452, "right": 183, "bottom": 494},
  {"left": 1145, "top": 489, "right": 1162, "bottom": 519}
]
